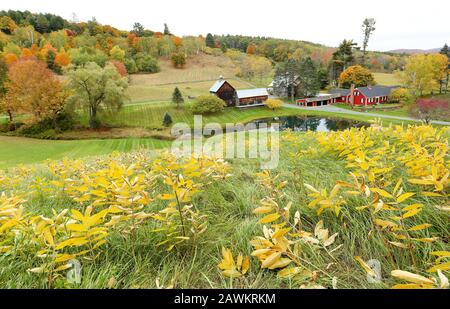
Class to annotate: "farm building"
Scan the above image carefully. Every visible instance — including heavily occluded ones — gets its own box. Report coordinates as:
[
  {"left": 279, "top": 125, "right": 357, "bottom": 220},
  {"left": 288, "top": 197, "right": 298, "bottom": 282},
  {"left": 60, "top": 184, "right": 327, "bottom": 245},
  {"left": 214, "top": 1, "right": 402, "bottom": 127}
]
[
  {"left": 210, "top": 77, "right": 269, "bottom": 107},
  {"left": 297, "top": 85, "right": 399, "bottom": 107}
]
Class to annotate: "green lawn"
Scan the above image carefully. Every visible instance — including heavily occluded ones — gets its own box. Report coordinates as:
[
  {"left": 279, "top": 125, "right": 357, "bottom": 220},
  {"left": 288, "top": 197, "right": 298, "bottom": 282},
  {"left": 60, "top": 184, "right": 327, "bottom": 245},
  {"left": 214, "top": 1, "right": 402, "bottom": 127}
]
[
  {"left": 0, "top": 136, "right": 170, "bottom": 169},
  {"left": 373, "top": 72, "right": 401, "bottom": 86},
  {"left": 82, "top": 102, "right": 315, "bottom": 129}
]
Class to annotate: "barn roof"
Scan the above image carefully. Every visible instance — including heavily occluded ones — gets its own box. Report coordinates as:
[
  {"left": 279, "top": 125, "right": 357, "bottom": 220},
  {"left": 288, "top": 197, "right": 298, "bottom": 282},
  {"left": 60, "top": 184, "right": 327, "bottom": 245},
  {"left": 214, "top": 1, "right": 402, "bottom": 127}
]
[
  {"left": 358, "top": 85, "right": 399, "bottom": 98},
  {"left": 209, "top": 79, "right": 227, "bottom": 93},
  {"left": 329, "top": 88, "right": 350, "bottom": 96},
  {"left": 236, "top": 88, "right": 269, "bottom": 99},
  {"left": 328, "top": 86, "right": 400, "bottom": 98}
]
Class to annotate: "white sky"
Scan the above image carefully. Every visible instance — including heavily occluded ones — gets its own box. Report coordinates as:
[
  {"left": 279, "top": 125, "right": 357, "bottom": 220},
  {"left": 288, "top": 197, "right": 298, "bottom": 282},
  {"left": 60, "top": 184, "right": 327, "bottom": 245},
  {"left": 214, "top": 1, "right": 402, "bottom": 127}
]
[{"left": 3, "top": 0, "right": 449, "bottom": 51}]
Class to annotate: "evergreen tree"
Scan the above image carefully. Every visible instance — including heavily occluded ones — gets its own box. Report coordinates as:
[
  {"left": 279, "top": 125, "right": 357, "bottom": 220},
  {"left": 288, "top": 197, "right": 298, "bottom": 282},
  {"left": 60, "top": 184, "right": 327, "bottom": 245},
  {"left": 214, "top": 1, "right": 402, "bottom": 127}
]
[
  {"left": 205, "top": 33, "right": 215, "bottom": 48},
  {"left": 331, "top": 39, "right": 358, "bottom": 84},
  {"left": 172, "top": 87, "right": 184, "bottom": 108},
  {"left": 163, "top": 112, "right": 173, "bottom": 127},
  {"left": 132, "top": 22, "right": 144, "bottom": 36},
  {"left": 164, "top": 23, "right": 171, "bottom": 35},
  {"left": 296, "top": 57, "right": 320, "bottom": 98},
  {"left": 440, "top": 43, "right": 449, "bottom": 93}
]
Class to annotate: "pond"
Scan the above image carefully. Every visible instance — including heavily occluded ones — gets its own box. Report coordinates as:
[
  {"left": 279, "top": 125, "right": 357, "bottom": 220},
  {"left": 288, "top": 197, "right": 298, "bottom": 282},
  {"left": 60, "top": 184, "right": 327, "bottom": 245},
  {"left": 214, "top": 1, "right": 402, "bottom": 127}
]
[{"left": 248, "top": 116, "right": 369, "bottom": 132}]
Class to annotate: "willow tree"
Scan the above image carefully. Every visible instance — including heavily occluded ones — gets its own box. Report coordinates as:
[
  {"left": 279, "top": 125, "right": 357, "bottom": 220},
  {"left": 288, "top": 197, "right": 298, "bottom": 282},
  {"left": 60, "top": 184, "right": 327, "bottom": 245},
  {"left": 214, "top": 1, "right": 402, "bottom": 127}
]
[{"left": 67, "top": 62, "right": 128, "bottom": 128}]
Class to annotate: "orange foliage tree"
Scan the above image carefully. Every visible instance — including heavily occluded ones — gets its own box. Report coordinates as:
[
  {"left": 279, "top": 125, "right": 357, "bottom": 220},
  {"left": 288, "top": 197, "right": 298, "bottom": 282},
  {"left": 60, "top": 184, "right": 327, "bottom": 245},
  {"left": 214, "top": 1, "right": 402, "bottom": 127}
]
[
  {"left": 55, "top": 49, "right": 71, "bottom": 68},
  {"left": 246, "top": 43, "right": 256, "bottom": 55},
  {"left": 2, "top": 60, "right": 67, "bottom": 122},
  {"left": 3, "top": 53, "right": 19, "bottom": 66},
  {"left": 338, "top": 65, "right": 375, "bottom": 88},
  {"left": 109, "top": 60, "right": 128, "bottom": 77}
]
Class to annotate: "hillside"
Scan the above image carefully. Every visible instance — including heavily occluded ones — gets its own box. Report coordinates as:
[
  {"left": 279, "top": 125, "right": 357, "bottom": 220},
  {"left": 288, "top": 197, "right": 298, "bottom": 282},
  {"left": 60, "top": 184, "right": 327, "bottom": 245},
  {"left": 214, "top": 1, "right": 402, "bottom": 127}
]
[
  {"left": 126, "top": 54, "right": 256, "bottom": 103},
  {"left": 388, "top": 48, "right": 440, "bottom": 55}
]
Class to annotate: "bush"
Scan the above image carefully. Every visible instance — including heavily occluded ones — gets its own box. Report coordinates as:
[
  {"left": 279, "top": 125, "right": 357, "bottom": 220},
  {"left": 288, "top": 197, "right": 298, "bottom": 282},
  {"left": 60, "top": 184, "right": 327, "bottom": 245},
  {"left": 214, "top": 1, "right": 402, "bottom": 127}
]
[
  {"left": 17, "top": 111, "right": 74, "bottom": 136},
  {"left": 171, "top": 52, "right": 186, "bottom": 68},
  {"left": 189, "top": 95, "right": 226, "bottom": 114},
  {"left": 389, "top": 88, "right": 413, "bottom": 104},
  {"left": 124, "top": 58, "right": 138, "bottom": 74},
  {"left": 135, "top": 53, "right": 160, "bottom": 73},
  {"left": 265, "top": 99, "right": 283, "bottom": 110}
]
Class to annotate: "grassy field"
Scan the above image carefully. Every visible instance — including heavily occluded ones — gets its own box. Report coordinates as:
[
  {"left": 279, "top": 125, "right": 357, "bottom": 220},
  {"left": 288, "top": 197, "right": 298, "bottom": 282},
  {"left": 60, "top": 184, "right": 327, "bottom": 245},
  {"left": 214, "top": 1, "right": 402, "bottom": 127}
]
[
  {"left": 126, "top": 54, "right": 257, "bottom": 103},
  {"left": 0, "top": 124, "right": 448, "bottom": 289},
  {"left": 88, "top": 103, "right": 323, "bottom": 129},
  {"left": 373, "top": 72, "right": 402, "bottom": 86},
  {"left": 0, "top": 136, "right": 170, "bottom": 169}
]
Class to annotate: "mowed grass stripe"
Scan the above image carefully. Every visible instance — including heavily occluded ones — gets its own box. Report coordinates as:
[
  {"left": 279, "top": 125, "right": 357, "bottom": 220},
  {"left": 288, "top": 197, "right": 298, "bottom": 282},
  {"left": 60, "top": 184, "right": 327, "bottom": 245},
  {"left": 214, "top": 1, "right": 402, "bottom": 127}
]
[{"left": 0, "top": 136, "right": 171, "bottom": 169}]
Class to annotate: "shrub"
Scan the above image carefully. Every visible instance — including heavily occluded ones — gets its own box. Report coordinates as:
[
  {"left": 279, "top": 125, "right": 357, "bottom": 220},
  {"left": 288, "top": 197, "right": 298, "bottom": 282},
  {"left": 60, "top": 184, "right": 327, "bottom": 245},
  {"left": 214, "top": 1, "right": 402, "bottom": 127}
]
[
  {"left": 171, "top": 52, "right": 186, "bottom": 68},
  {"left": 17, "top": 111, "right": 75, "bottom": 136},
  {"left": 135, "top": 53, "right": 160, "bottom": 73},
  {"left": 189, "top": 95, "right": 226, "bottom": 114},
  {"left": 163, "top": 112, "right": 173, "bottom": 127},
  {"left": 124, "top": 58, "right": 138, "bottom": 74},
  {"left": 389, "top": 88, "right": 413, "bottom": 104},
  {"left": 172, "top": 87, "right": 184, "bottom": 108},
  {"left": 265, "top": 99, "right": 283, "bottom": 110}
]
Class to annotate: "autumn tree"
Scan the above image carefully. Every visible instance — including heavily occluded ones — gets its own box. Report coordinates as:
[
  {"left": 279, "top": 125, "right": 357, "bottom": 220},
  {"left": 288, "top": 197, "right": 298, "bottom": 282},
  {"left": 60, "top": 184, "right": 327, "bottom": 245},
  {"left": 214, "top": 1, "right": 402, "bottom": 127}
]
[
  {"left": 109, "top": 60, "right": 128, "bottom": 77},
  {"left": 172, "top": 87, "right": 184, "bottom": 108},
  {"left": 66, "top": 62, "right": 128, "bottom": 128},
  {"left": 246, "top": 43, "right": 256, "bottom": 55},
  {"left": 361, "top": 18, "right": 376, "bottom": 66},
  {"left": 399, "top": 54, "right": 449, "bottom": 96},
  {"left": 0, "top": 16, "right": 17, "bottom": 34},
  {"left": 339, "top": 65, "right": 375, "bottom": 88},
  {"left": 1, "top": 59, "right": 66, "bottom": 122},
  {"left": 409, "top": 98, "right": 450, "bottom": 124},
  {"left": 54, "top": 50, "right": 71, "bottom": 69},
  {"left": 110, "top": 45, "right": 125, "bottom": 62}
]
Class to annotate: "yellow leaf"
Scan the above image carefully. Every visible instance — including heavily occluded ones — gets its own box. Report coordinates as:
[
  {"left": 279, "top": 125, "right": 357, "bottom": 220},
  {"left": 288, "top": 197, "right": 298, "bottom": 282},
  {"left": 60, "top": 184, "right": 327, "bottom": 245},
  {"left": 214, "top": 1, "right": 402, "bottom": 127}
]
[
  {"left": 403, "top": 208, "right": 422, "bottom": 219},
  {"left": 272, "top": 227, "right": 291, "bottom": 239},
  {"left": 241, "top": 256, "right": 250, "bottom": 274},
  {"left": 421, "top": 192, "right": 443, "bottom": 197},
  {"left": 408, "top": 224, "right": 432, "bottom": 231},
  {"left": 354, "top": 256, "right": 376, "bottom": 277},
  {"left": 370, "top": 188, "right": 393, "bottom": 199},
  {"left": 391, "top": 270, "right": 434, "bottom": 284},
  {"left": 392, "top": 283, "right": 433, "bottom": 289},
  {"left": 222, "top": 269, "right": 242, "bottom": 278},
  {"left": 427, "top": 262, "right": 450, "bottom": 273},
  {"left": 261, "top": 252, "right": 281, "bottom": 269},
  {"left": 396, "top": 192, "right": 415, "bottom": 203},
  {"left": 259, "top": 213, "right": 280, "bottom": 224},
  {"left": 389, "top": 241, "right": 408, "bottom": 248},
  {"left": 253, "top": 206, "right": 273, "bottom": 214},
  {"left": 268, "top": 258, "right": 292, "bottom": 270},
  {"left": 277, "top": 267, "right": 302, "bottom": 279}
]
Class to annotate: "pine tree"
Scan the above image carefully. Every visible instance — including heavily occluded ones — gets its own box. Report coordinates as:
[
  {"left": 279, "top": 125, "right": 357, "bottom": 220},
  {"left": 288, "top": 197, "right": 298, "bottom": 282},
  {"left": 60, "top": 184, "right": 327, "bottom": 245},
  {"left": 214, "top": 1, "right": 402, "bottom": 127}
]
[
  {"left": 163, "top": 112, "right": 173, "bottom": 127},
  {"left": 440, "top": 43, "right": 449, "bottom": 93},
  {"left": 205, "top": 33, "right": 215, "bottom": 48},
  {"left": 164, "top": 23, "right": 171, "bottom": 35},
  {"left": 172, "top": 87, "right": 184, "bottom": 108}
]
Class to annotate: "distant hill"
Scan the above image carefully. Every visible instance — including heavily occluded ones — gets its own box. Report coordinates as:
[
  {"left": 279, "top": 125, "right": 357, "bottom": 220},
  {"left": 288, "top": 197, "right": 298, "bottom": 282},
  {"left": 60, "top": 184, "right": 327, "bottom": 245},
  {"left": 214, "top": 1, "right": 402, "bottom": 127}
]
[{"left": 388, "top": 48, "right": 440, "bottom": 55}]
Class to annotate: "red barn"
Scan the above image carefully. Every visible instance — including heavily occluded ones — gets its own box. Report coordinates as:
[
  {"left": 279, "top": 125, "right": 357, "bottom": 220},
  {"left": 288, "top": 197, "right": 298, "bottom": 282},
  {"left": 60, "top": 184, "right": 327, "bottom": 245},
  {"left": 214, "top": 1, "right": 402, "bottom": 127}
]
[
  {"left": 329, "top": 86, "right": 399, "bottom": 106},
  {"left": 210, "top": 77, "right": 269, "bottom": 107}
]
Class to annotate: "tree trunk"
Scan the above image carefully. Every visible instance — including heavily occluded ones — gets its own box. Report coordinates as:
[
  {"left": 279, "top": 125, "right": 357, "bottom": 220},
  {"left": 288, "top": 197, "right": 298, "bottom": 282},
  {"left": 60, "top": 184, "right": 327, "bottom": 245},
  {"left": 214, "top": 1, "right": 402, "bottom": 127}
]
[
  {"left": 89, "top": 106, "right": 98, "bottom": 129},
  {"left": 7, "top": 110, "right": 13, "bottom": 123}
]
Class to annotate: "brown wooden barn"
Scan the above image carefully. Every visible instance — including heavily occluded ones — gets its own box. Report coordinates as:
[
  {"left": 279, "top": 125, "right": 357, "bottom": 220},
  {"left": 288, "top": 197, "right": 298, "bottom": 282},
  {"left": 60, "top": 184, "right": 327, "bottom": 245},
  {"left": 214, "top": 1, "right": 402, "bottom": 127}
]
[{"left": 209, "top": 77, "right": 269, "bottom": 107}]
